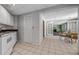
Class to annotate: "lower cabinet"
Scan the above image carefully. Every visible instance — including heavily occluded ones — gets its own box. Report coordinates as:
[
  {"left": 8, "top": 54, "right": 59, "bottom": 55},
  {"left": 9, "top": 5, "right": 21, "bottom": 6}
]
[
  {"left": 11, "top": 32, "right": 17, "bottom": 47},
  {"left": 0, "top": 32, "right": 17, "bottom": 55}
]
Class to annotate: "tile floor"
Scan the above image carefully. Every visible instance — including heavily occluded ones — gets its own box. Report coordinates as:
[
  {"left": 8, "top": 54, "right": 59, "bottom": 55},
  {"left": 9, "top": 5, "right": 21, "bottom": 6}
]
[{"left": 12, "top": 37, "right": 78, "bottom": 55}]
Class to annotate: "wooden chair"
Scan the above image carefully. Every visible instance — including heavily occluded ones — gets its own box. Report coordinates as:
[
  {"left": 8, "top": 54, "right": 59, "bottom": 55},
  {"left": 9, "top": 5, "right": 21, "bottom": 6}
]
[{"left": 70, "top": 32, "right": 78, "bottom": 44}]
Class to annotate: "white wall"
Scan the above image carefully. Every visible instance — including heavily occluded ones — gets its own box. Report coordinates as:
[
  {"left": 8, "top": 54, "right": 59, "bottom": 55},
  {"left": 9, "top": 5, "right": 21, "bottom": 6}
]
[
  {"left": 18, "top": 15, "right": 25, "bottom": 42},
  {"left": 78, "top": 8, "right": 79, "bottom": 54},
  {"left": 14, "top": 16, "right": 18, "bottom": 29},
  {"left": 0, "top": 5, "right": 14, "bottom": 26},
  {"left": 39, "top": 15, "right": 43, "bottom": 43},
  {"left": 44, "top": 20, "right": 47, "bottom": 37}
]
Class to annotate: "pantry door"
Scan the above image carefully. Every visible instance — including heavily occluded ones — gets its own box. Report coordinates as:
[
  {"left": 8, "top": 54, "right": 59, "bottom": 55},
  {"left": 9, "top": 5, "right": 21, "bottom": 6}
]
[{"left": 24, "top": 15, "right": 33, "bottom": 43}]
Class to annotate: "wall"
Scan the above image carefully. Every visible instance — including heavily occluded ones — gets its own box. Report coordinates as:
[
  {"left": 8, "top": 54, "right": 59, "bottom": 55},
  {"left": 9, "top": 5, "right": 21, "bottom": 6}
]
[
  {"left": 77, "top": 7, "right": 79, "bottom": 54},
  {"left": 18, "top": 15, "right": 25, "bottom": 42},
  {"left": 78, "top": 18, "right": 79, "bottom": 54},
  {"left": 39, "top": 15, "right": 43, "bottom": 43},
  {"left": 0, "top": 5, "right": 14, "bottom": 26},
  {"left": 14, "top": 16, "right": 18, "bottom": 29},
  {"left": 44, "top": 20, "right": 47, "bottom": 37}
]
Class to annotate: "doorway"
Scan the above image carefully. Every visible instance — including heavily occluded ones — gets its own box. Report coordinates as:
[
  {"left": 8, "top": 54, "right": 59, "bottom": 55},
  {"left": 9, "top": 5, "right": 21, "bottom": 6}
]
[{"left": 46, "top": 21, "right": 53, "bottom": 37}]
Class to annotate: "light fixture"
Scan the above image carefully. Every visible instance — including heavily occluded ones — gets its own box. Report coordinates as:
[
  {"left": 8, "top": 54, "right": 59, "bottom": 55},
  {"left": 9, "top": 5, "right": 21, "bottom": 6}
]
[{"left": 12, "top": 4, "right": 16, "bottom": 6}]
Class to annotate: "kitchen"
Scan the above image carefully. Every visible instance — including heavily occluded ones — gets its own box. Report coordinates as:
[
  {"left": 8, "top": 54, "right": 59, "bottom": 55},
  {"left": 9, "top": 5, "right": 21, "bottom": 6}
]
[
  {"left": 0, "top": 5, "right": 18, "bottom": 54},
  {"left": 0, "top": 4, "right": 79, "bottom": 55}
]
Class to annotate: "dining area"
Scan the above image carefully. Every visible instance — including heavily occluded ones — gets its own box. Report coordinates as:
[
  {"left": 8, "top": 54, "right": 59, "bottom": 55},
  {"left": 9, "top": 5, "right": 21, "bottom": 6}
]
[
  {"left": 53, "top": 18, "right": 78, "bottom": 45},
  {"left": 59, "top": 32, "right": 78, "bottom": 44}
]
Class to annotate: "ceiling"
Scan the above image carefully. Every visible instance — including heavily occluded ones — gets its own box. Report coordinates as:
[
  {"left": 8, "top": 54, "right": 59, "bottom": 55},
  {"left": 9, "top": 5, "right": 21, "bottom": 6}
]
[
  {"left": 2, "top": 4, "right": 57, "bottom": 15},
  {"left": 40, "top": 4, "right": 78, "bottom": 21},
  {"left": 2, "top": 4, "right": 78, "bottom": 22}
]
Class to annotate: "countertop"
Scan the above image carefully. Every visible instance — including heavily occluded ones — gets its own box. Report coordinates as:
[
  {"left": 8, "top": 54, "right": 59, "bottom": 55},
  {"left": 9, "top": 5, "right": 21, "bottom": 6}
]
[{"left": 0, "top": 29, "right": 18, "bottom": 36}]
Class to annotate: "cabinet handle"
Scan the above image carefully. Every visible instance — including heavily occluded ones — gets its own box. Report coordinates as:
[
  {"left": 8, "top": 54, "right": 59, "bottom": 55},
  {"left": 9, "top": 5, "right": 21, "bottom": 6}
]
[
  {"left": 32, "top": 26, "right": 34, "bottom": 29},
  {"left": 7, "top": 37, "right": 12, "bottom": 43}
]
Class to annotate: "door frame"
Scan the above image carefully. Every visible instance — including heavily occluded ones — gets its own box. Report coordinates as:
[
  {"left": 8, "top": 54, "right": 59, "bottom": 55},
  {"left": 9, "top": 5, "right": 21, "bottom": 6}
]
[{"left": 46, "top": 21, "right": 53, "bottom": 37}]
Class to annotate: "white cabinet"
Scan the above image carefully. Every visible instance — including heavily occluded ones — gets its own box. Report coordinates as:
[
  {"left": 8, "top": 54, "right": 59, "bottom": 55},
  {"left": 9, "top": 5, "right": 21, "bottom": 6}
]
[
  {"left": 18, "top": 12, "right": 43, "bottom": 45},
  {"left": 0, "top": 5, "right": 7, "bottom": 24},
  {"left": 0, "top": 5, "right": 8, "bottom": 24},
  {"left": 18, "top": 12, "right": 40, "bottom": 44},
  {"left": 0, "top": 32, "right": 17, "bottom": 55},
  {"left": 7, "top": 15, "right": 14, "bottom": 26},
  {"left": 24, "top": 15, "right": 33, "bottom": 43},
  {"left": 0, "top": 5, "right": 14, "bottom": 26},
  {"left": 23, "top": 13, "right": 39, "bottom": 44},
  {"left": 0, "top": 33, "right": 11, "bottom": 55},
  {"left": 11, "top": 32, "right": 17, "bottom": 47}
]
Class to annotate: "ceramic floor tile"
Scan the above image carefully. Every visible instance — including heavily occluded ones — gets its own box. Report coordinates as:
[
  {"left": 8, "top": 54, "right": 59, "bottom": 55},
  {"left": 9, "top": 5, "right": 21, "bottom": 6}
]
[
  {"left": 48, "top": 52, "right": 56, "bottom": 55},
  {"left": 12, "top": 37, "right": 78, "bottom": 55},
  {"left": 13, "top": 48, "right": 24, "bottom": 53},
  {"left": 12, "top": 52, "right": 20, "bottom": 55},
  {"left": 40, "top": 52, "right": 49, "bottom": 55},
  {"left": 20, "top": 51, "right": 33, "bottom": 55},
  {"left": 31, "top": 52, "right": 41, "bottom": 55},
  {"left": 48, "top": 49, "right": 56, "bottom": 53}
]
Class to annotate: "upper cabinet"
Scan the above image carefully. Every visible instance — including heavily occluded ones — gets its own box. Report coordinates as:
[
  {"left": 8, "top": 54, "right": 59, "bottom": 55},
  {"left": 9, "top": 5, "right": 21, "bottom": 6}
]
[
  {"left": 0, "top": 5, "right": 14, "bottom": 26},
  {"left": 7, "top": 14, "right": 14, "bottom": 26}
]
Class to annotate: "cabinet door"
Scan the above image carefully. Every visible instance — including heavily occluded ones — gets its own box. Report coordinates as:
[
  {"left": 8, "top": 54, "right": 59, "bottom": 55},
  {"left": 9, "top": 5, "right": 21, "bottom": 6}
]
[
  {"left": 0, "top": 5, "right": 14, "bottom": 26},
  {"left": 0, "top": 5, "right": 5, "bottom": 24},
  {"left": 1, "top": 36, "right": 8, "bottom": 55},
  {"left": 9, "top": 15, "right": 14, "bottom": 26},
  {"left": 0, "top": 7, "right": 3, "bottom": 23},
  {"left": 14, "top": 32, "right": 17, "bottom": 44},
  {"left": 32, "top": 14, "right": 39, "bottom": 43},
  {"left": 0, "top": 38, "right": 2, "bottom": 55},
  {"left": 12, "top": 32, "right": 17, "bottom": 46},
  {"left": 7, "top": 14, "right": 14, "bottom": 26},
  {"left": 0, "top": 5, "right": 8, "bottom": 24},
  {"left": 24, "top": 15, "right": 32, "bottom": 43}
]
